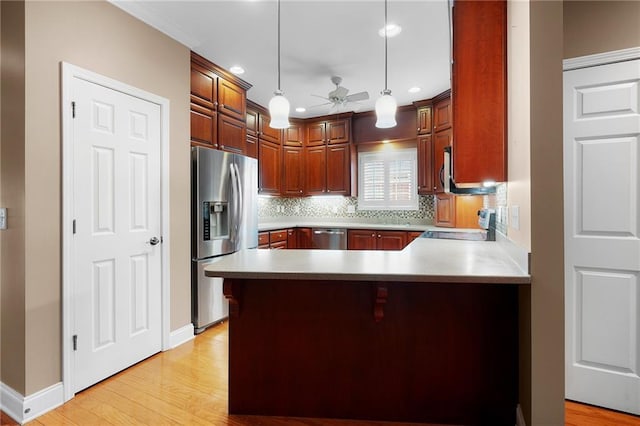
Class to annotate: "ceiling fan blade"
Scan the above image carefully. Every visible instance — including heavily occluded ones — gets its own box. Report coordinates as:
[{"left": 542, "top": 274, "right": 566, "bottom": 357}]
[
  {"left": 346, "top": 91, "right": 369, "bottom": 102},
  {"left": 311, "top": 94, "right": 330, "bottom": 101},
  {"left": 308, "top": 102, "right": 333, "bottom": 109}
]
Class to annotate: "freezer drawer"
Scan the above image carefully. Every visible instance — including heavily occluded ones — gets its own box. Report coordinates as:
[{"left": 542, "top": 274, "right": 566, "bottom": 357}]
[{"left": 192, "top": 259, "right": 229, "bottom": 334}]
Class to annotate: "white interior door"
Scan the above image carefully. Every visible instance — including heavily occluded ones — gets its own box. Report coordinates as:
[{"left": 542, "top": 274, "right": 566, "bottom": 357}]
[
  {"left": 72, "top": 77, "right": 162, "bottom": 392},
  {"left": 564, "top": 58, "right": 640, "bottom": 414}
]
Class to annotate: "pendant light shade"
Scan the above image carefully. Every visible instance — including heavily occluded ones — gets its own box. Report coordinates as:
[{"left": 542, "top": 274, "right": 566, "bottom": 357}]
[
  {"left": 269, "top": 90, "right": 290, "bottom": 129},
  {"left": 375, "top": 0, "right": 397, "bottom": 129},
  {"left": 268, "top": 0, "right": 290, "bottom": 129},
  {"left": 375, "top": 89, "right": 397, "bottom": 128}
]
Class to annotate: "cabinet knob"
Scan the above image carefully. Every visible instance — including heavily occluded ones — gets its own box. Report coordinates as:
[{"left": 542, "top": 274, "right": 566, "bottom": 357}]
[
  {"left": 371, "top": 233, "right": 375, "bottom": 237},
  {"left": 378, "top": 234, "right": 381, "bottom": 238},
  {"left": 417, "top": 127, "right": 421, "bottom": 131}
]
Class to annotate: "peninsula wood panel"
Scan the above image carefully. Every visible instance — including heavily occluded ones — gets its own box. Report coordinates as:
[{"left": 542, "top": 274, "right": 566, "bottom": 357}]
[{"left": 225, "top": 279, "right": 518, "bottom": 425}]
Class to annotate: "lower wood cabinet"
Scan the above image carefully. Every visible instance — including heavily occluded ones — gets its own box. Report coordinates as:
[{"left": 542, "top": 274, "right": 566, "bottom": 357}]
[{"left": 347, "top": 229, "right": 408, "bottom": 251}]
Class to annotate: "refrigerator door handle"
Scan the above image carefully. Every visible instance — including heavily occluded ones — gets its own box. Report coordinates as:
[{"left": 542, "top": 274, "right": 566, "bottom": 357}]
[
  {"left": 229, "top": 162, "right": 242, "bottom": 245},
  {"left": 234, "top": 161, "right": 244, "bottom": 239}
]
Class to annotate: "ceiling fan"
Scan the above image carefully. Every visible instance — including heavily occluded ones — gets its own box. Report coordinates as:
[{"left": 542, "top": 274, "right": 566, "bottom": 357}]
[{"left": 310, "top": 76, "right": 369, "bottom": 112}]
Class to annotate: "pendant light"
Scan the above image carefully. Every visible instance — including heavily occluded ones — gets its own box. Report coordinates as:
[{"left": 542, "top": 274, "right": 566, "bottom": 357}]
[
  {"left": 375, "top": 0, "right": 397, "bottom": 129},
  {"left": 268, "top": 0, "right": 290, "bottom": 129}
]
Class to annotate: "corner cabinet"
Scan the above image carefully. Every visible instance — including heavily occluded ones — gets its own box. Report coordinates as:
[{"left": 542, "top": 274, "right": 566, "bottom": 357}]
[
  {"left": 190, "top": 52, "right": 251, "bottom": 154},
  {"left": 452, "top": 0, "right": 507, "bottom": 185}
]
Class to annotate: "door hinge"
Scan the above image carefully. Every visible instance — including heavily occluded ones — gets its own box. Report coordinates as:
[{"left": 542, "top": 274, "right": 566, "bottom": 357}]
[
  {"left": 72, "top": 335, "right": 78, "bottom": 351},
  {"left": 71, "top": 101, "right": 76, "bottom": 118},
  {"left": 72, "top": 219, "right": 76, "bottom": 234}
]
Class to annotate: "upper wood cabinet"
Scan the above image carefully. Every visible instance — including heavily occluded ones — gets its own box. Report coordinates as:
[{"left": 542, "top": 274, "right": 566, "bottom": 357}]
[
  {"left": 326, "top": 144, "right": 350, "bottom": 195},
  {"left": 305, "top": 145, "right": 327, "bottom": 195},
  {"left": 285, "top": 120, "right": 304, "bottom": 147},
  {"left": 434, "top": 128, "right": 453, "bottom": 194},
  {"left": 306, "top": 117, "right": 351, "bottom": 146},
  {"left": 435, "top": 193, "right": 484, "bottom": 229},
  {"left": 190, "top": 52, "right": 251, "bottom": 154},
  {"left": 282, "top": 146, "right": 304, "bottom": 196},
  {"left": 417, "top": 105, "right": 432, "bottom": 135},
  {"left": 417, "top": 135, "right": 435, "bottom": 195},
  {"left": 433, "top": 96, "right": 452, "bottom": 132},
  {"left": 452, "top": 0, "right": 507, "bottom": 184},
  {"left": 259, "top": 114, "right": 283, "bottom": 145},
  {"left": 258, "top": 140, "right": 281, "bottom": 195}
]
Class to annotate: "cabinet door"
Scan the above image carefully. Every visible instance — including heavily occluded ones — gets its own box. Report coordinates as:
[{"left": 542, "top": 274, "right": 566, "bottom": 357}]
[
  {"left": 326, "top": 144, "right": 350, "bottom": 195},
  {"left": 377, "top": 231, "right": 407, "bottom": 251},
  {"left": 327, "top": 119, "right": 350, "bottom": 144},
  {"left": 218, "top": 77, "right": 246, "bottom": 122},
  {"left": 305, "top": 145, "right": 326, "bottom": 195},
  {"left": 434, "top": 129, "right": 452, "bottom": 193},
  {"left": 297, "top": 228, "right": 313, "bottom": 249},
  {"left": 190, "top": 65, "right": 216, "bottom": 110},
  {"left": 218, "top": 114, "right": 246, "bottom": 154},
  {"left": 347, "top": 230, "right": 377, "bottom": 250},
  {"left": 407, "top": 231, "right": 423, "bottom": 244},
  {"left": 435, "top": 193, "right": 456, "bottom": 228},
  {"left": 452, "top": 0, "right": 506, "bottom": 184},
  {"left": 190, "top": 103, "right": 217, "bottom": 148},
  {"left": 259, "top": 114, "right": 283, "bottom": 145},
  {"left": 417, "top": 106, "right": 433, "bottom": 135},
  {"left": 287, "top": 229, "right": 297, "bottom": 249},
  {"left": 455, "top": 195, "right": 484, "bottom": 229},
  {"left": 258, "top": 141, "right": 281, "bottom": 195},
  {"left": 285, "top": 122, "right": 304, "bottom": 147},
  {"left": 306, "top": 121, "right": 326, "bottom": 146},
  {"left": 246, "top": 108, "right": 259, "bottom": 137},
  {"left": 282, "top": 146, "right": 304, "bottom": 196},
  {"left": 246, "top": 134, "right": 258, "bottom": 159},
  {"left": 417, "top": 135, "right": 435, "bottom": 195},
  {"left": 433, "top": 97, "right": 452, "bottom": 132}
]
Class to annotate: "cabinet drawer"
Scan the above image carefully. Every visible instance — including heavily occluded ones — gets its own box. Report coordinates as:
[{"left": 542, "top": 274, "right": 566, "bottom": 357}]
[
  {"left": 258, "top": 232, "right": 269, "bottom": 246},
  {"left": 269, "top": 230, "right": 288, "bottom": 243},
  {"left": 270, "top": 240, "right": 287, "bottom": 250}
]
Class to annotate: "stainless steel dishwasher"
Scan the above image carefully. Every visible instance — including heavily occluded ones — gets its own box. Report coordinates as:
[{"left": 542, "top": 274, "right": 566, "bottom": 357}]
[{"left": 311, "top": 228, "right": 347, "bottom": 250}]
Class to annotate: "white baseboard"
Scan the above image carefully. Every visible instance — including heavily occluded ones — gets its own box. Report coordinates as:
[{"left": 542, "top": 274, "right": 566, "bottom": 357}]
[
  {"left": 516, "top": 403, "right": 527, "bottom": 426},
  {"left": 168, "top": 323, "right": 195, "bottom": 349},
  {"left": 1, "top": 382, "right": 64, "bottom": 425}
]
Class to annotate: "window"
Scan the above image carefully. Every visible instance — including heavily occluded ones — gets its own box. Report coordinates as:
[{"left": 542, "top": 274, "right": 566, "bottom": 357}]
[{"left": 358, "top": 148, "right": 418, "bottom": 210}]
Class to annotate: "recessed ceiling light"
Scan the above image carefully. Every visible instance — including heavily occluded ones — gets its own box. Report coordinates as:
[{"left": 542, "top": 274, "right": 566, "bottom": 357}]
[
  {"left": 408, "top": 87, "right": 421, "bottom": 93},
  {"left": 295, "top": 107, "right": 306, "bottom": 113},
  {"left": 378, "top": 24, "right": 402, "bottom": 38},
  {"left": 230, "top": 65, "right": 245, "bottom": 75}
]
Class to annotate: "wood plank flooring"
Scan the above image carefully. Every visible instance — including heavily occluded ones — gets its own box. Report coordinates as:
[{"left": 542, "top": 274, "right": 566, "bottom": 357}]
[{"left": 0, "top": 321, "right": 637, "bottom": 425}]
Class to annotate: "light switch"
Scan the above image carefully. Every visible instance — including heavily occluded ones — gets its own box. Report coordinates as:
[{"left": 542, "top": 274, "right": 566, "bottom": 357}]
[
  {"left": 510, "top": 205, "right": 520, "bottom": 230},
  {"left": 0, "top": 208, "right": 6, "bottom": 230}
]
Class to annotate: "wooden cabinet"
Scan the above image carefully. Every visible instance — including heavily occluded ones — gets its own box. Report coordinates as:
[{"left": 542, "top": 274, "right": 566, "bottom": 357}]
[
  {"left": 245, "top": 108, "right": 259, "bottom": 159},
  {"left": 258, "top": 232, "right": 270, "bottom": 249},
  {"left": 417, "top": 105, "right": 432, "bottom": 136},
  {"left": 286, "top": 229, "right": 297, "bottom": 249},
  {"left": 285, "top": 121, "right": 304, "bottom": 147},
  {"left": 452, "top": 0, "right": 507, "bottom": 184},
  {"left": 190, "top": 52, "right": 251, "bottom": 153},
  {"left": 326, "top": 144, "right": 350, "bottom": 194},
  {"left": 434, "top": 127, "right": 453, "bottom": 194},
  {"left": 282, "top": 146, "right": 304, "bottom": 196},
  {"left": 259, "top": 114, "right": 282, "bottom": 145},
  {"left": 417, "top": 135, "right": 434, "bottom": 195},
  {"left": 408, "top": 231, "right": 423, "bottom": 243},
  {"left": 435, "top": 194, "right": 484, "bottom": 228},
  {"left": 433, "top": 96, "right": 452, "bottom": 132},
  {"left": 259, "top": 229, "right": 290, "bottom": 249},
  {"left": 258, "top": 141, "right": 281, "bottom": 195},
  {"left": 297, "top": 228, "right": 313, "bottom": 249},
  {"left": 305, "top": 146, "right": 327, "bottom": 195},
  {"left": 347, "top": 229, "right": 407, "bottom": 251},
  {"left": 306, "top": 118, "right": 350, "bottom": 146}
]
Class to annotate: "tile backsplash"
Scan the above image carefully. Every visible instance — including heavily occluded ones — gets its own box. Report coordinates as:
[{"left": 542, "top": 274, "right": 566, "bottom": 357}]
[{"left": 259, "top": 195, "right": 435, "bottom": 225}]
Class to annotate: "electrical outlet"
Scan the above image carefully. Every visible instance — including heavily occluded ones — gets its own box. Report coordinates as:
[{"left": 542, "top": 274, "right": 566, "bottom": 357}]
[
  {"left": 0, "top": 208, "right": 6, "bottom": 230},
  {"left": 332, "top": 206, "right": 338, "bottom": 213},
  {"left": 510, "top": 205, "right": 520, "bottom": 230},
  {"left": 347, "top": 205, "right": 356, "bottom": 214},
  {"left": 294, "top": 205, "right": 300, "bottom": 214}
]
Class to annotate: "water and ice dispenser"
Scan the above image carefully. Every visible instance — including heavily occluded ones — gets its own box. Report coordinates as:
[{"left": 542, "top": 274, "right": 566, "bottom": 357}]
[{"left": 202, "top": 201, "right": 229, "bottom": 240}]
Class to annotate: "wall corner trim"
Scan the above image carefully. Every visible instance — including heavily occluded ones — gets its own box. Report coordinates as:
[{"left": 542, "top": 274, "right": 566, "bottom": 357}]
[
  {"left": 563, "top": 46, "right": 640, "bottom": 71},
  {"left": 1, "top": 382, "right": 64, "bottom": 424},
  {"left": 168, "top": 323, "right": 195, "bottom": 349}
]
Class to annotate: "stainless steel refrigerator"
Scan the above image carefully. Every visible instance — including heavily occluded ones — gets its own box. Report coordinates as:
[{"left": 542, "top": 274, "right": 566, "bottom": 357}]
[{"left": 191, "top": 146, "right": 258, "bottom": 333}]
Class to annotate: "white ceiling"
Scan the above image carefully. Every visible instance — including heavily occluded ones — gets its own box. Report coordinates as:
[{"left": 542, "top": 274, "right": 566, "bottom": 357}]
[{"left": 112, "top": 0, "right": 451, "bottom": 119}]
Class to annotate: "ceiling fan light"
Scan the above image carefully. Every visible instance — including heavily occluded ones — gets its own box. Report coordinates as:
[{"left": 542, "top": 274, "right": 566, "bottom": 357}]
[
  {"left": 268, "top": 91, "right": 290, "bottom": 129},
  {"left": 375, "top": 91, "right": 397, "bottom": 128}
]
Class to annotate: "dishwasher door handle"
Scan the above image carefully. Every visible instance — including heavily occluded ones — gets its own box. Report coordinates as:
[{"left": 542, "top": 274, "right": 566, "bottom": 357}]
[{"left": 313, "top": 230, "right": 345, "bottom": 235}]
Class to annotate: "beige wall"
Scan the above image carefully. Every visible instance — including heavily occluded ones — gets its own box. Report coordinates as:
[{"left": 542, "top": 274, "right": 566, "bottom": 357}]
[
  {"left": 1, "top": 0, "right": 27, "bottom": 395},
  {"left": 530, "top": 0, "right": 565, "bottom": 424},
  {"left": 564, "top": 0, "right": 640, "bottom": 59},
  {"left": 5, "top": 1, "right": 191, "bottom": 395}
]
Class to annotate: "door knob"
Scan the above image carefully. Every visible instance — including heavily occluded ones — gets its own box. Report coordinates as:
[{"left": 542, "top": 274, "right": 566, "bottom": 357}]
[{"left": 149, "top": 237, "right": 160, "bottom": 246}]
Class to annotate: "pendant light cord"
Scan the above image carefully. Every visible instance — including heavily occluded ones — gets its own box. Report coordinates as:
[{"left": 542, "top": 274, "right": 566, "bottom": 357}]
[
  {"left": 384, "top": 0, "right": 388, "bottom": 92},
  {"left": 277, "top": 0, "right": 281, "bottom": 91}
]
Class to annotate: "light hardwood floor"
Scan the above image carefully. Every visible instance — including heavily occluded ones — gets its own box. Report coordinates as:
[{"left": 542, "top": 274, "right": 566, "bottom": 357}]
[{"left": 0, "top": 322, "right": 638, "bottom": 425}]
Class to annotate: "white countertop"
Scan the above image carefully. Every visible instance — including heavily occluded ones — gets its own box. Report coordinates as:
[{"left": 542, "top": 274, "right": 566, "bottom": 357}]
[{"left": 204, "top": 237, "right": 530, "bottom": 284}]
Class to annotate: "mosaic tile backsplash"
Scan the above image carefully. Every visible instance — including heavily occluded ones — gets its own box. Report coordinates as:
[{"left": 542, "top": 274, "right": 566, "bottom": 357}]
[{"left": 259, "top": 195, "right": 435, "bottom": 225}]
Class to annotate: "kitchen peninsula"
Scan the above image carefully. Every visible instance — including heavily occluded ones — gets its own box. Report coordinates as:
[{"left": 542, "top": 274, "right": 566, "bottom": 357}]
[{"left": 205, "top": 237, "right": 529, "bottom": 425}]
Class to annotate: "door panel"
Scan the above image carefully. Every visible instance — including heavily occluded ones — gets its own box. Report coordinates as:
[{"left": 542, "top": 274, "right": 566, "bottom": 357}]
[
  {"left": 564, "top": 58, "right": 640, "bottom": 415},
  {"left": 73, "top": 77, "right": 162, "bottom": 392}
]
